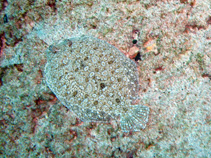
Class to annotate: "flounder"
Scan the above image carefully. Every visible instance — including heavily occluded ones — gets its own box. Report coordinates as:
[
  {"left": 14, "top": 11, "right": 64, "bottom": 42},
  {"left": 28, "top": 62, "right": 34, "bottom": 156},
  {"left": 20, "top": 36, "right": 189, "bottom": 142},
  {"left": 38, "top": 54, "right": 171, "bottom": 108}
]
[{"left": 45, "top": 35, "right": 149, "bottom": 132}]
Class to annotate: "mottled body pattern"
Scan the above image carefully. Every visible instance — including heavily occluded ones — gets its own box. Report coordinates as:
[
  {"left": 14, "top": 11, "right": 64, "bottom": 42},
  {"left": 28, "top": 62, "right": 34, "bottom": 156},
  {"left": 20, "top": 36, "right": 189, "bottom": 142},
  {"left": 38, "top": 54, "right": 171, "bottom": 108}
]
[{"left": 45, "top": 36, "right": 149, "bottom": 132}]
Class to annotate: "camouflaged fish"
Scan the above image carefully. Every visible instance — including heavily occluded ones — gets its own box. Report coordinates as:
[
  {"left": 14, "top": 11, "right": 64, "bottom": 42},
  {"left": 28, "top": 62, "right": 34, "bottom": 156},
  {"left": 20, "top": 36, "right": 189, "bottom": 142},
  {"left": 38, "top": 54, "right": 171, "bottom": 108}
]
[{"left": 44, "top": 35, "right": 149, "bottom": 132}]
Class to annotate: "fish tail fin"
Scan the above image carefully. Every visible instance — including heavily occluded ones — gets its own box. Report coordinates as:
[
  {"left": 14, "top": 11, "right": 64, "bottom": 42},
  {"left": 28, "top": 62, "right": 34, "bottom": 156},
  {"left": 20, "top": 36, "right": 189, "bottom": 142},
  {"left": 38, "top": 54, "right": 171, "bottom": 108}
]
[{"left": 120, "top": 104, "right": 149, "bottom": 132}]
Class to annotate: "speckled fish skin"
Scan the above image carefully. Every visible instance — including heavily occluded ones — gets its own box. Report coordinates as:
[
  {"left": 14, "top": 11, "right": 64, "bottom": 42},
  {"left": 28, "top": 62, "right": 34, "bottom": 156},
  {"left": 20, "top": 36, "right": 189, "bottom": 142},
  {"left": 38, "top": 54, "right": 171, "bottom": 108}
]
[{"left": 45, "top": 35, "right": 149, "bottom": 132}]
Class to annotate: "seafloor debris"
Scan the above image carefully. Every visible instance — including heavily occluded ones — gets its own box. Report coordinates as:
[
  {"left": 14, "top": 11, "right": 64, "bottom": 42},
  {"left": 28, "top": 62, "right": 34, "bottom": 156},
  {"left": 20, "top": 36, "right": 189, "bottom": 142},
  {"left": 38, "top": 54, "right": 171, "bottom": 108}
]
[{"left": 45, "top": 35, "right": 149, "bottom": 132}]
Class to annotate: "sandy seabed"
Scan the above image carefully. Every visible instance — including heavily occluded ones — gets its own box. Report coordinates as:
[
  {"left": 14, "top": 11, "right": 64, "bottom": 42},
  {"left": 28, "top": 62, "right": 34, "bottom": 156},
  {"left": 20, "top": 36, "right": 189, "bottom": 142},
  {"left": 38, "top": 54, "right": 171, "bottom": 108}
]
[{"left": 0, "top": 0, "right": 211, "bottom": 157}]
